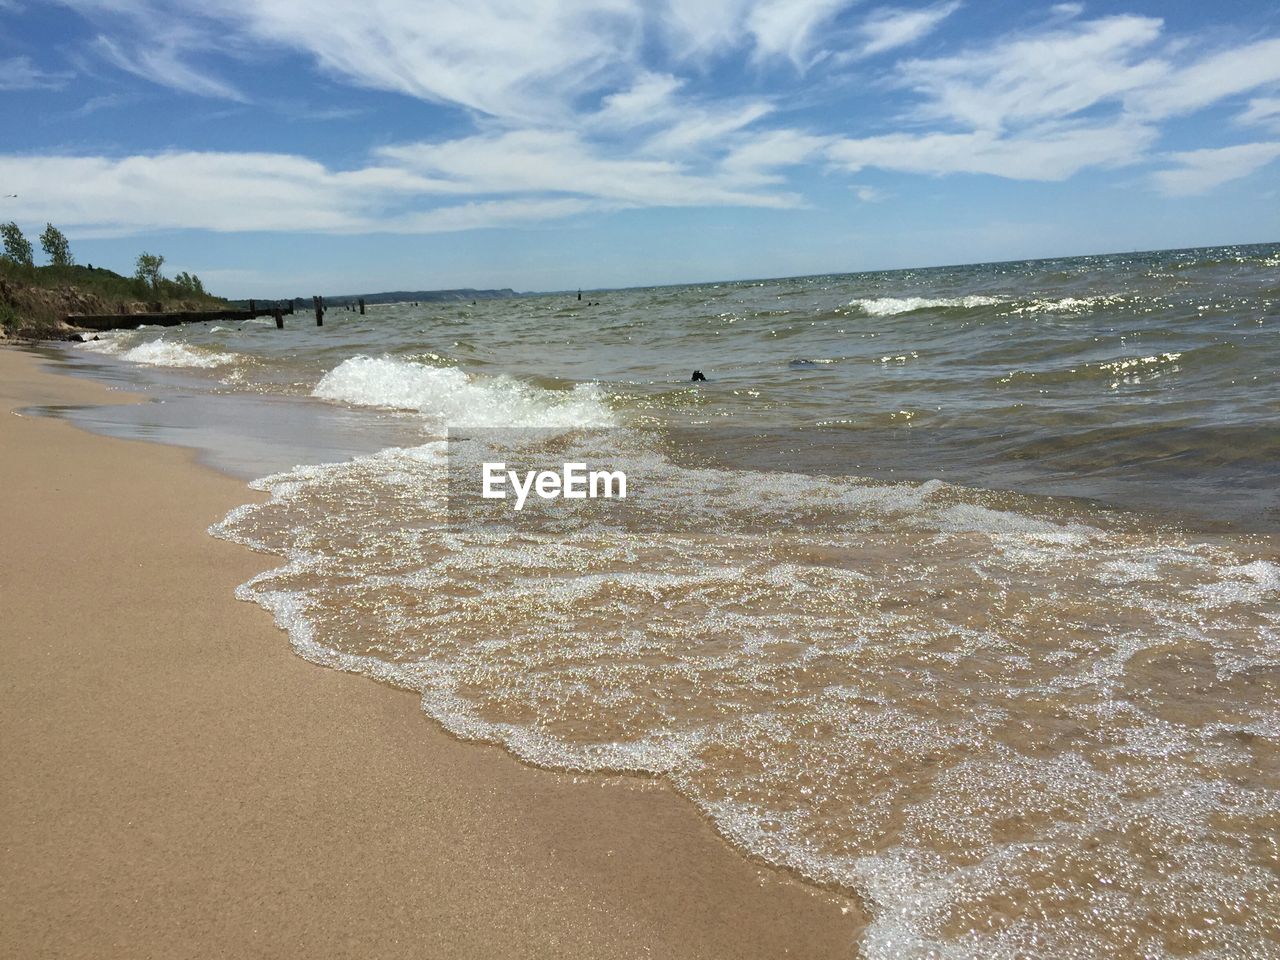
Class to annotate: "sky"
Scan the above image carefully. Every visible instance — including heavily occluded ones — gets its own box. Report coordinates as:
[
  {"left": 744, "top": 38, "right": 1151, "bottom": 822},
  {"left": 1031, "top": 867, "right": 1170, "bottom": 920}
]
[{"left": 1, "top": 0, "right": 1279, "bottom": 296}]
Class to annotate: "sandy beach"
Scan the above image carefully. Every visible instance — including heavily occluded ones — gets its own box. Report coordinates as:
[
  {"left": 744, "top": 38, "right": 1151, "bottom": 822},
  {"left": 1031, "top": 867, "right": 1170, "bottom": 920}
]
[{"left": 0, "top": 346, "right": 861, "bottom": 959}]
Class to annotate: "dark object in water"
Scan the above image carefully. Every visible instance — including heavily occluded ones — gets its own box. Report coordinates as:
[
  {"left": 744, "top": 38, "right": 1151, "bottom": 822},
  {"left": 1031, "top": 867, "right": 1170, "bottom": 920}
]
[
  {"left": 691, "top": 370, "right": 707, "bottom": 381},
  {"left": 789, "top": 358, "right": 817, "bottom": 368}
]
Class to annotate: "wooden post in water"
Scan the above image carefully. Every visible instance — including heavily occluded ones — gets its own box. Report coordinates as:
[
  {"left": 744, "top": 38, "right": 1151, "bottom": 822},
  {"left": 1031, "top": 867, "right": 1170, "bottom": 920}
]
[
  {"left": 359, "top": 297, "right": 366, "bottom": 315},
  {"left": 313, "top": 296, "right": 324, "bottom": 327},
  {"left": 273, "top": 306, "right": 283, "bottom": 329},
  {"left": 248, "top": 298, "right": 256, "bottom": 315}
]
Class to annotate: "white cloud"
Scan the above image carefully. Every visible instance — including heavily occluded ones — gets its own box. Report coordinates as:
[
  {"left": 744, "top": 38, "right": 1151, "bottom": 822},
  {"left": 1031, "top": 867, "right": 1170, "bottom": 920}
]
[
  {"left": 658, "top": 0, "right": 857, "bottom": 66},
  {"left": 92, "top": 33, "right": 245, "bottom": 100},
  {"left": 839, "top": 12, "right": 1280, "bottom": 193},
  {"left": 377, "top": 129, "right": 796, "bottom": 206},
  {"left": 657, "top": 0, "right": 752, "bottom": 60},
  {"left": 65, "top": 0, "right": 872, "bottom": 116},
  {"left": 1238, "top": 97, "right": 1280, "bottom": 131},
  {"left": 63, "top": 0, "right": 640, "bottom": 120},
  {"left": 0, "top": 133, "right": 800, "bottom": 237},
  {"left": 0, "top": 55, "right": 72, "bottom": 90},
  {"left": 854, "top": 2, "right": 960, "bottom": 59},
  {"left": 0, "top": 152, "right": 379, "bottom": 232},
  {"left": 1131, "top": 39, "right": 1280, "bottom": 120},
  {"left": 21, "top": 0, "right": 1280, "bottom": 244},
  {"left": 896, "top": 15, "right": 1167, "bottom": 131},
  {"left": 62, "top": 93, "right": 130, "bottom": 118},
  {"left": 852, "top": 184, "right": 887, "bottom": 201},
  {"left": 393, "top": 197, "right": 612, "bottom": 233},
  {"left": 720, "top": 129, "right": 831, "bottom": 185},
  {"left": 1152, "top": 142, "right": 1280, "bottom": 196},
  {"left": 891, "top": 16, "right": 1280, "bottom": 136},
  {"left": 643, "top": 101, "right": 774, "bottom": 154},
  {"left": 826, "top": 120, "right": 1156, "bottom": 180},
  {"left": 747, "top": 0, "right": 853, "bottom": 67},
  {"left": 588, "top": 72, "right": 774, "bottom": 154},
  {"left": 593, "top": 72, "right": 686, "bottom": 129}
]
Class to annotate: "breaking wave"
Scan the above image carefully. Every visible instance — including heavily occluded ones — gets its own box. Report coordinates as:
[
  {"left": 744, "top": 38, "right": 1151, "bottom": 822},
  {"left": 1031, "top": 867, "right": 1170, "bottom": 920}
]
[
  {"left": 78, "top": 332, "right": 239, "bottom": 368},
  {"left": 312, "top": 354, "right": 615, "bottom": 429},
  {"left": 849, "top": 295, "right": 1003, "bottom": 316}
]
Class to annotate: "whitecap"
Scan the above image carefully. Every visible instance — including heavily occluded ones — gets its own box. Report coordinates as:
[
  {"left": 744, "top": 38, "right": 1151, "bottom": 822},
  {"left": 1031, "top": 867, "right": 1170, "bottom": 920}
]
[
  {"left": 849, "top": 295, "right": 1002, "bottom": 317},
  {"left": 312, "top": 354, "right": 615, "bottom": 429}
]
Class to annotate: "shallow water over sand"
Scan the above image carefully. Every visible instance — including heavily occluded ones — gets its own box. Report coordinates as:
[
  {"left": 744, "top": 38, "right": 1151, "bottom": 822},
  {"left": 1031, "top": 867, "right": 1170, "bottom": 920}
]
[
  {"left": 209, "top": 437, "right": 1280, "bottom": 958},
  {"left": 56, "top": 242, "right": 1280, "bottom": 957}
]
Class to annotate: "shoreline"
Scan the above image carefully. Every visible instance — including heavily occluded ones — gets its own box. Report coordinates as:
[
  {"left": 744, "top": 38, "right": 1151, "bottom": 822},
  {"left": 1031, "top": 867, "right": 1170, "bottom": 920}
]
[{"left": 0, "top": 346, "right": 862, "bottom": 959}]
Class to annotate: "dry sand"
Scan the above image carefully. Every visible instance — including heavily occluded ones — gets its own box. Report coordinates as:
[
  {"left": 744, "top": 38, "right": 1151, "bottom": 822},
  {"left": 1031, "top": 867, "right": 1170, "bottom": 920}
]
[{"left": 0, "top": 346, "right": 863, "bottom": 959}]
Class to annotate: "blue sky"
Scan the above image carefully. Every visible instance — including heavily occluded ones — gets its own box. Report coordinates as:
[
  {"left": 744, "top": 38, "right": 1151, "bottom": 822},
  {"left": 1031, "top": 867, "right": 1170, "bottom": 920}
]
[{"left": 2, "top": 0, "right": 1279, "bottom": 296}]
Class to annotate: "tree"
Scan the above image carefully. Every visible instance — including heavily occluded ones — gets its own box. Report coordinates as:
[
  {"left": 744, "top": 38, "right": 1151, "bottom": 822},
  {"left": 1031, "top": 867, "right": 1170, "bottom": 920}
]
[
  {"left": 40, "top": 223, "right": 73, "bottom": 267},
  {"left": 1, "top": 222, "right": 33, "bottom": 267},
  {"left": 173, "top": 271, "right": 206, "bottom": 296},
  {"left": 135, "top": 251, "right": 165, "bottom": 289}
]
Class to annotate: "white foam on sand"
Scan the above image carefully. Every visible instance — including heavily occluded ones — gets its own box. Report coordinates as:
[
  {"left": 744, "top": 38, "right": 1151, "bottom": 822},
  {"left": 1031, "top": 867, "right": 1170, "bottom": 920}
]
[{"left": 208, "top": 424, "right": 1280, "bottom": 960}]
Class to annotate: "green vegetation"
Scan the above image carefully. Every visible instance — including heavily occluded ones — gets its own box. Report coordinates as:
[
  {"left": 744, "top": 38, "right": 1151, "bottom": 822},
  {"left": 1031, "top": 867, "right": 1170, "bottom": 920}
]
[
  {"left": 135, "top": 251, "right": 165, "bottom": 289},
  {"left": 1, "top": 259, "right": 222, "bottom": 303},
  {"left": 0, "top": 222, "right": 226, "bottom": 338},
  {"left": 173, "top": 271, "right": 206, "bottom": 296},
  {"left": 2, "top": 221, "right": 34, "bottom": 268},
  {"left": 40, "top": 223, "right": 73, "bottom": 268}
]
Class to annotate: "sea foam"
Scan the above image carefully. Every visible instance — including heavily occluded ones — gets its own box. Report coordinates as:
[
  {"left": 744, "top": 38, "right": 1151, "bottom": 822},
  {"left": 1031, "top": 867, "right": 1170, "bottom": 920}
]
[
  {"left": 849, "top": 295, "right": 1002, "bottom": 316},
  {"left": 211, "top": 442, "right": 1280, "bottom": 960},
  {"left": 78, "top": 333, "right": 239, "bottom": 368},
  {"left": 312, "top": 354, "right": 615, "bottom": 429},
  {"left": 120, "top": 340, "right": 239, "bottom": 368}
]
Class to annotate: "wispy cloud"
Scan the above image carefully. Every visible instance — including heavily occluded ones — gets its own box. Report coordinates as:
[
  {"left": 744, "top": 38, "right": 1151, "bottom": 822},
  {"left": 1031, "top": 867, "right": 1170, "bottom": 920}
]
[
  {"left": 64, "top": 0, "right": 639, "bottom": 120},
  {"left": 1153, "top": 142, "right": 1280, "bottom": 196},
  {"left": 852, "top": 184, "right": 888, "bottom": 202},
  {"left": 720, "top": 128, "right": 831, "bottom": 187},
  {"left": 660, "top": 0, "right": 860, "bottom": 66},
  {"left": 12, "top": 0, "right": 1280, "bottom": 243},
  {"left": 853, "top": 2, "right": 960, "bottom": 59},
  {"left": 826, "top": 120, "right": 1156, "bottom": 180},
  {"left": 377, "top": 129, "right": 798, "bottom": 206},
  {"left": 824, "top": 12, "right": 1280, "bottom": 188},
  {"left": 0, "top": 134, "right": 800, "bottom": 237},
  {"left": 746, "top": 0, "right": 855, "bottom": 67},
  {"left": 895, "top": 15, "right": 1167, "bottom": 131},
  {"left": 91, "top": 33, "right": 246, "bottom": 100},
  {"left": 0, "top": 55, "right": 72, "bottom": 90},
  {"left": 589, "top": 72, "right": 774, "bottom": 155},
  {"left": 66, "top": 92, "right": 129, "bottom": 117},
  {"left": 63, "top": 0, "right": 867, "bottom": 118},
  {"left": 1238, "top": 97, "right": 1280, "bottom": 131},
  {"left": 1132, "top": 38, "right": 1280, "bottom": 120}
]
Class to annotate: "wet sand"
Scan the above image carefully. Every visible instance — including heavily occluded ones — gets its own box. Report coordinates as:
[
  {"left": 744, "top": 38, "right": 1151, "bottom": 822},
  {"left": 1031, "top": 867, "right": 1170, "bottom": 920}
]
[{"left": 0, "top": 346, "right": 861, "bottom": 959}]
